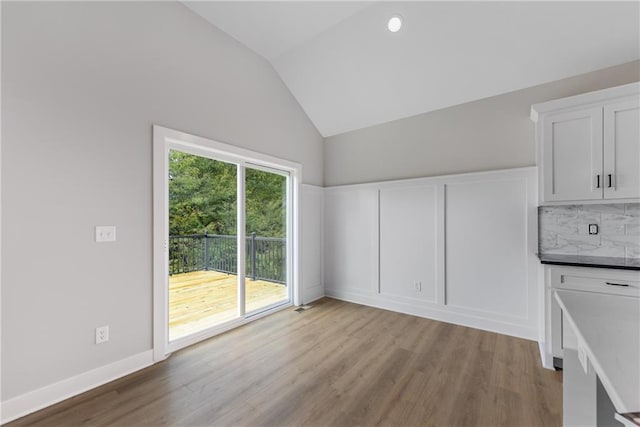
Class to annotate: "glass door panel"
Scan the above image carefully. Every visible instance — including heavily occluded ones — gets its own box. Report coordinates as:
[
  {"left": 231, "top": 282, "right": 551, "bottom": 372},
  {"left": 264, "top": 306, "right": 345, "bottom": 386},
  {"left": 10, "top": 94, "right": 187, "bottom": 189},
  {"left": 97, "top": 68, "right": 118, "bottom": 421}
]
[
  {"left": 244, "top": 167, "right": 289, "bottom": 314},
  {"left": 168, "top": 150, "right": 239, "bottom": 341}
]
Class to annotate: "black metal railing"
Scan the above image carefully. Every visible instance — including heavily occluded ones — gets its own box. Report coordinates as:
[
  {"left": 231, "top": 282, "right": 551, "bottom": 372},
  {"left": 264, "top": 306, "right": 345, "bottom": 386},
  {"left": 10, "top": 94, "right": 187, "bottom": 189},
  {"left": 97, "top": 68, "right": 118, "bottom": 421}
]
[{"left": 168, "top": 233, "right": 286, "bottom": 284}]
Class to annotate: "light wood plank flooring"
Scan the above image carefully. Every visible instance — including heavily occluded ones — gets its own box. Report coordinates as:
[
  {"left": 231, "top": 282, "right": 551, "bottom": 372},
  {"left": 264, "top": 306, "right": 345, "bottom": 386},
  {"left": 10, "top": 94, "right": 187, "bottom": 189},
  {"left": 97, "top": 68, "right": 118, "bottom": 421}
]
[
  {"left": 10, "top": 298, "right": 562, "bottom": 426},
  {"left": 170, "top": 271, "right": 288, "bottom": 340}
]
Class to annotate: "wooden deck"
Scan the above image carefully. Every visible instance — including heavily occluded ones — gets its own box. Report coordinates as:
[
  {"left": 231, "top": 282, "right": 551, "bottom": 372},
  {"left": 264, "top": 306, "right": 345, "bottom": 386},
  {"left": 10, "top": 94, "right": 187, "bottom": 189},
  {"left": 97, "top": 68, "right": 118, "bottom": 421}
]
[{"left": 169, "top": 270, "right": 288, "bottom": 340}]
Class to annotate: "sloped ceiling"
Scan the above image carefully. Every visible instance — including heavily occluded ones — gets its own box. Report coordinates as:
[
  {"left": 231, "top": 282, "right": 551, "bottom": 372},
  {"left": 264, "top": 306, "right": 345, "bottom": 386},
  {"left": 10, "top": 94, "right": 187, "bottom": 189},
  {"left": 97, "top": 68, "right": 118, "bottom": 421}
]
[{"left": 184, "top": 1, "right": 640, "bottom": 137}]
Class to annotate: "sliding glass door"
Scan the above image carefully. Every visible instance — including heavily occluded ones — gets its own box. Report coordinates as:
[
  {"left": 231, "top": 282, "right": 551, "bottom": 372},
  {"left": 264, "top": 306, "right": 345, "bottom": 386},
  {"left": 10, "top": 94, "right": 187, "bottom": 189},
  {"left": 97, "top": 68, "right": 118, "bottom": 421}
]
[
  {"left": 166, "top": 149, "right": 290, "bottom": 344},
  {"left": 167, "top": 150, "right": 239, "bottom": 341},
  {"left": 245, "top": 167, "right": 289, "bottom": 314}
]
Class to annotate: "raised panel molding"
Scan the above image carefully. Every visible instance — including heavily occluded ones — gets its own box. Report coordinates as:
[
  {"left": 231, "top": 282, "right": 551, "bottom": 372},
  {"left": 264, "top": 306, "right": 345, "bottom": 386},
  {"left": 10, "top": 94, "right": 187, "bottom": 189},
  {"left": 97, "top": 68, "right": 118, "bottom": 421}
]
[
  {"left": 444, "top": 177, "right": 531, "bottom": 320},
  {"left": 324, "top": 167, "right": 539, "bottom": 340},
  {"left": 324, "top": 187, "right": 379, "bottom": 294},
  {"left": 379, "top": 185, "right": 439, "bottom": 303}
]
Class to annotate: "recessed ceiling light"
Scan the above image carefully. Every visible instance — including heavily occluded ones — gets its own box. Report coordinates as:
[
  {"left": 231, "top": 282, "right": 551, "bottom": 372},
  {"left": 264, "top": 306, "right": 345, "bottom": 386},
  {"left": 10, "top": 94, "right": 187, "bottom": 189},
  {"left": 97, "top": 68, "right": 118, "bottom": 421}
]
[{"left": 387, "top": 15, "right": 403, "bottom": 33}]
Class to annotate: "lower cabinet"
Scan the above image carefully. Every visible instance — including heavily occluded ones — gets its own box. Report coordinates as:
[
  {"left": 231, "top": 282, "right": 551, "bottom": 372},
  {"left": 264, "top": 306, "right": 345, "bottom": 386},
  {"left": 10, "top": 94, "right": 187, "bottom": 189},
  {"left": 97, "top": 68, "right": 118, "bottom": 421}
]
[
  {"left": 324, "top": 167, "right": 539, "bottom": 340},
  {"left": 543, "top": 266, "right": 640, "bottom": 369}
]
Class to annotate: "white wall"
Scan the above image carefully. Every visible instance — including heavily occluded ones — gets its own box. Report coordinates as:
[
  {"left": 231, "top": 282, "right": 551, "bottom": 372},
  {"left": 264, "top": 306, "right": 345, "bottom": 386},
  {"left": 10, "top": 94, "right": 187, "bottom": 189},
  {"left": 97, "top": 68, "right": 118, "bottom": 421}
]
[
  {"left": 1, "top": 1, "right": 323, "bottom": 405},
  {"left": 324, "top": 168, "right": 539, "bottom": 340},
  {"left": 324, "top": 60, "right": 640, "bottom": 186},
  {"left": 301, "top": 185, "right": 324, "bottom": 304}
]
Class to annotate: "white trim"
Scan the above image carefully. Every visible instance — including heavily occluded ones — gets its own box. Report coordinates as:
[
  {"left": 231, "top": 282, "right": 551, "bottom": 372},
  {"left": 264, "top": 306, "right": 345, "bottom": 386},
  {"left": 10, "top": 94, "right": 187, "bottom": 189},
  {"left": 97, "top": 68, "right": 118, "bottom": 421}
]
[
  {"left": 152, "top": 126, "right": 170, "bottom": 362},
  {"left": 0, "top": 1, "right": 3, "bottom": 417},
  {"left": 323, "top": 166, "right": 537, "bottom": 191},
  {"left": 160, "top": 126, "right": 300, "bottom": 171},
  {"left": 292, "top": 172, "right": 302, "bottom": 306},
  {"left": 301, "top": 184, "right": 324, "bottom": 305},
  {"left": 530, "top": 82, "right": 640, "bottom": 122},
  {"left": 538, "top": 341, "right": 554, "bottom": 370},
  {"left": 237, "top": 165, "right": 246, "bottom": 318},
  {"left": 324, "top": 290, "right": 537, "bottom": 341},
  {"left": 1, "top": 350, "right": 154, "bottom": 424},
  {"left": 152, "top": 125, "right": 301, "bottom": 360},
  {"left": 376, "top": 189, "right": 381, "bottom": 294},
  {"left": 303, "top": 285, "right": 325, "bottom": 304},
  {"left": 539, "top": 198, "right": 640, "bottom": 206},
  {"left": 436, "top": 184, "right": 446, "bottom": 306}
]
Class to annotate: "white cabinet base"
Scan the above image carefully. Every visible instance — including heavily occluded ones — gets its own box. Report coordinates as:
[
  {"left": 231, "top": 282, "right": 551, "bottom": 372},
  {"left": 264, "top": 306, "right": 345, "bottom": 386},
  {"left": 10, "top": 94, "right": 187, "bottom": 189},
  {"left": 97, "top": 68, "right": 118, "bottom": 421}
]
[{"left": 541, "top": 266, "right": 640, "bottom": 370}]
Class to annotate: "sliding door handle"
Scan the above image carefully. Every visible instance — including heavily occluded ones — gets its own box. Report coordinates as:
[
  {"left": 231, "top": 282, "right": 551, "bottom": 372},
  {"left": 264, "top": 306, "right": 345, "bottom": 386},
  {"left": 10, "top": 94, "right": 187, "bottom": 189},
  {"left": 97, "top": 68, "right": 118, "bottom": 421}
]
[
  {"left": 596, "top": 175, "right": 601, "bottom": 188},
  {"left": 608, "top": 174, "right": 612, "bottom": 188}
]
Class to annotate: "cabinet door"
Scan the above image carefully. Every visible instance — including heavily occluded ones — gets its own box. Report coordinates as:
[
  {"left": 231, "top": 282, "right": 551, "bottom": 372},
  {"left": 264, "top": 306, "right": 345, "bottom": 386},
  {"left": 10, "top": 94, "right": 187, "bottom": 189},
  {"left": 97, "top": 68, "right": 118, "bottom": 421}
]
[
  {"left": 542, "top": 108, "right": 603, "bottom": 201},
  {"left": 604, "top": 99, "right": 640, "bottom": 199}
]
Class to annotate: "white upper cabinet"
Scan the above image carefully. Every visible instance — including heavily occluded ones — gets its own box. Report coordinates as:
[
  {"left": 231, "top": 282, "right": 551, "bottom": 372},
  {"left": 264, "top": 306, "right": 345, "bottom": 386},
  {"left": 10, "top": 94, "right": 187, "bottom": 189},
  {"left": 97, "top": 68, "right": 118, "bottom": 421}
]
[
  {"left": 542, "top": 108, "right": 603, "bottom": 201},
  {"left": 603, "top": 99, "right": 640, "bottom": 199},
  {"left": 532, "top": 82, "right": 640, "bottom": 203}
]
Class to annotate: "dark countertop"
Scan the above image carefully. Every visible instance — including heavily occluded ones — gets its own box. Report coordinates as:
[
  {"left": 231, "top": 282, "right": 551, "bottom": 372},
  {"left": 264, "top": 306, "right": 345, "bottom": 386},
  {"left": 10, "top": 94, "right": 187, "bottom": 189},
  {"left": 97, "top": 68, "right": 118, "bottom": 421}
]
[{"left": 538, "top": 254, "right": 640, "bottom": 271}]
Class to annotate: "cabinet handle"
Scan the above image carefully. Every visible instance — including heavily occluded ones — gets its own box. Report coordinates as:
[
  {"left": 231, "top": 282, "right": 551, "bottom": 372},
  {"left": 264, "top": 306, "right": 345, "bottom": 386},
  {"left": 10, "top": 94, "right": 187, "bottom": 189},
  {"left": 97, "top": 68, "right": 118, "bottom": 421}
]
[
  {"left": 596, "top": 175, "right": 601, "bottom": 188},
  {"left": 608, "top": 174, "right": 612, "bottom": 188},
  {"left": 605, "top": 281, "right": 629, "bottom": 287}
]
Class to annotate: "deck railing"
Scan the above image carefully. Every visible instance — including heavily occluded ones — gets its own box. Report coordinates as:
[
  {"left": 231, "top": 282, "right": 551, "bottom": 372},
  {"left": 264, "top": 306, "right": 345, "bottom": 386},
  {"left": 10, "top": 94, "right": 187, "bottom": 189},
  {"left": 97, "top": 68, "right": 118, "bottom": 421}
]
[{"left": 168, "top": 233, "right": 286, "bottom": 284}]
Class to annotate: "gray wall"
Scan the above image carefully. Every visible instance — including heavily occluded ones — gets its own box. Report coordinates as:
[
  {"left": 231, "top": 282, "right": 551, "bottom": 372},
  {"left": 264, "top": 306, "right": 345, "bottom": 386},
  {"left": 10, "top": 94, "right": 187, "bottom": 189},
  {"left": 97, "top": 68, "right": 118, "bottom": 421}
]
[
  {"left": 1, "top": 1, "right": 323, "bottom": 400},
  {"left": 324, "top": 61, "right": 640, "bottom": 186}
]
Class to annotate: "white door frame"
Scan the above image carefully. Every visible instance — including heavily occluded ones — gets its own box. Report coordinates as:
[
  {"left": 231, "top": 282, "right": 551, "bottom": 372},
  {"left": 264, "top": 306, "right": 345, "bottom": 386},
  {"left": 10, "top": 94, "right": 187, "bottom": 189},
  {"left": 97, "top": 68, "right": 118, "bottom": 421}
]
[{"left": 152, "top": 125, "right": 302, "bottom": 362}]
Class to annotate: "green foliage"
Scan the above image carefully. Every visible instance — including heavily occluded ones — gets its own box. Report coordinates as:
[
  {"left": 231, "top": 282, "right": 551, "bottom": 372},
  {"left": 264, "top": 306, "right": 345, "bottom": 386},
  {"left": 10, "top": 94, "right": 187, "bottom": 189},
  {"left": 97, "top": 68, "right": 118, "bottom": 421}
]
[
  {"left": 169, "top": 150, "right": 286, "bottom": 238},
  {"left": 246, "top": 168, "right": 286, "bottom": 238}
]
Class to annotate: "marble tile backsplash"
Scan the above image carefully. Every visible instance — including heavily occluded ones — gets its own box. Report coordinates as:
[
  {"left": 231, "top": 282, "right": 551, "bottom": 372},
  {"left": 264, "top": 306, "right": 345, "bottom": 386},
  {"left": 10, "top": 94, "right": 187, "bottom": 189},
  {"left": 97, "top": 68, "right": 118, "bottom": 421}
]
[{"left": 538, "top": 203, "right": 640, "bottom": 259}]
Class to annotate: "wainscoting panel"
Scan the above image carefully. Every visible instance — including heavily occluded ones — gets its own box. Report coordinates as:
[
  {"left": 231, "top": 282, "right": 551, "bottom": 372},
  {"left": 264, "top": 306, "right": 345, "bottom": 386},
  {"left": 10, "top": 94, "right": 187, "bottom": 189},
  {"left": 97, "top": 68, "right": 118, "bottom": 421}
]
[
  {"left": 324, "top": 167, "right": 538, "bottom": 340},
  {"left": 324, "top": 187, "right": 379, "bottom": 294},
  {"left": 445, "top": 177, "right": 529, "bottom": 319},
  {"left": 379, "top": 185, "right": 439, "bottom": 303},
  {"left": 301, "top": 184, "right": 325, "bottom": 303}
]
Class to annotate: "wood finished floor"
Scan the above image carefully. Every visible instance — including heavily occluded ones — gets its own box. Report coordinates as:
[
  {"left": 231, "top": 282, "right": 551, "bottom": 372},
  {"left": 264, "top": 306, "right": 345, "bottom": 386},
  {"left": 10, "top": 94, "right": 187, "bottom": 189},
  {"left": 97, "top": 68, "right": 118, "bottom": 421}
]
[{"left": 10, "top": 298, "right": 562, "bottom": 427}]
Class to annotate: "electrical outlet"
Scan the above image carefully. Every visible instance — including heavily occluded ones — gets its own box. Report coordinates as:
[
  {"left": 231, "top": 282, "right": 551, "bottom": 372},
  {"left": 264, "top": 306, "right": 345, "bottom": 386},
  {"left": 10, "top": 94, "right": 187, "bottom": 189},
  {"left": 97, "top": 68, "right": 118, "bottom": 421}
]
[
  {"left": 95, "top": 226, "right": 116, "bottom": 243},
  {"left": 96, "top": 326, "right": 109, "bottom": 344}
]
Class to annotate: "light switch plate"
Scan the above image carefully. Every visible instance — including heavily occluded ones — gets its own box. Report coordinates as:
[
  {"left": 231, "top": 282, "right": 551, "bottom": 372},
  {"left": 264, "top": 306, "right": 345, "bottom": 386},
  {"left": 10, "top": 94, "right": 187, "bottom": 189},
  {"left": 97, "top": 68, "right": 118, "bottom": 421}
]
[{"left": 95, "top": 226, "right": 116, "bottom": 242}]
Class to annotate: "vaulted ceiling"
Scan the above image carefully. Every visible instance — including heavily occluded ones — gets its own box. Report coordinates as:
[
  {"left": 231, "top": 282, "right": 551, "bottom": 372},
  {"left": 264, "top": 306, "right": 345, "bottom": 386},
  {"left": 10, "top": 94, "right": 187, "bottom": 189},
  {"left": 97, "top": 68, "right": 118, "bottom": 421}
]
[{"left": 184, "top": 1, "right": 640, "bottom": 137}]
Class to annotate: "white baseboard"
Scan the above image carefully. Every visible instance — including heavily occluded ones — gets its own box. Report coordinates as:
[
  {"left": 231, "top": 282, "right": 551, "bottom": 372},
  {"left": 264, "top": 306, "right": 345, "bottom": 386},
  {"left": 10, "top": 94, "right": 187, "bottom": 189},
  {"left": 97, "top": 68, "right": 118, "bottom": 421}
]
[
  {"left": 538, "top": 341, "right": 555, "bottom": 370},
  {"left": 1, "top": 350, "right": 154, "bottom": 424},
  {"left": 303, "top": 285, "right": 325, "bottom": 304},
  {"left": 325, "top": 288, "right": 537, "bottom": 341}
]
